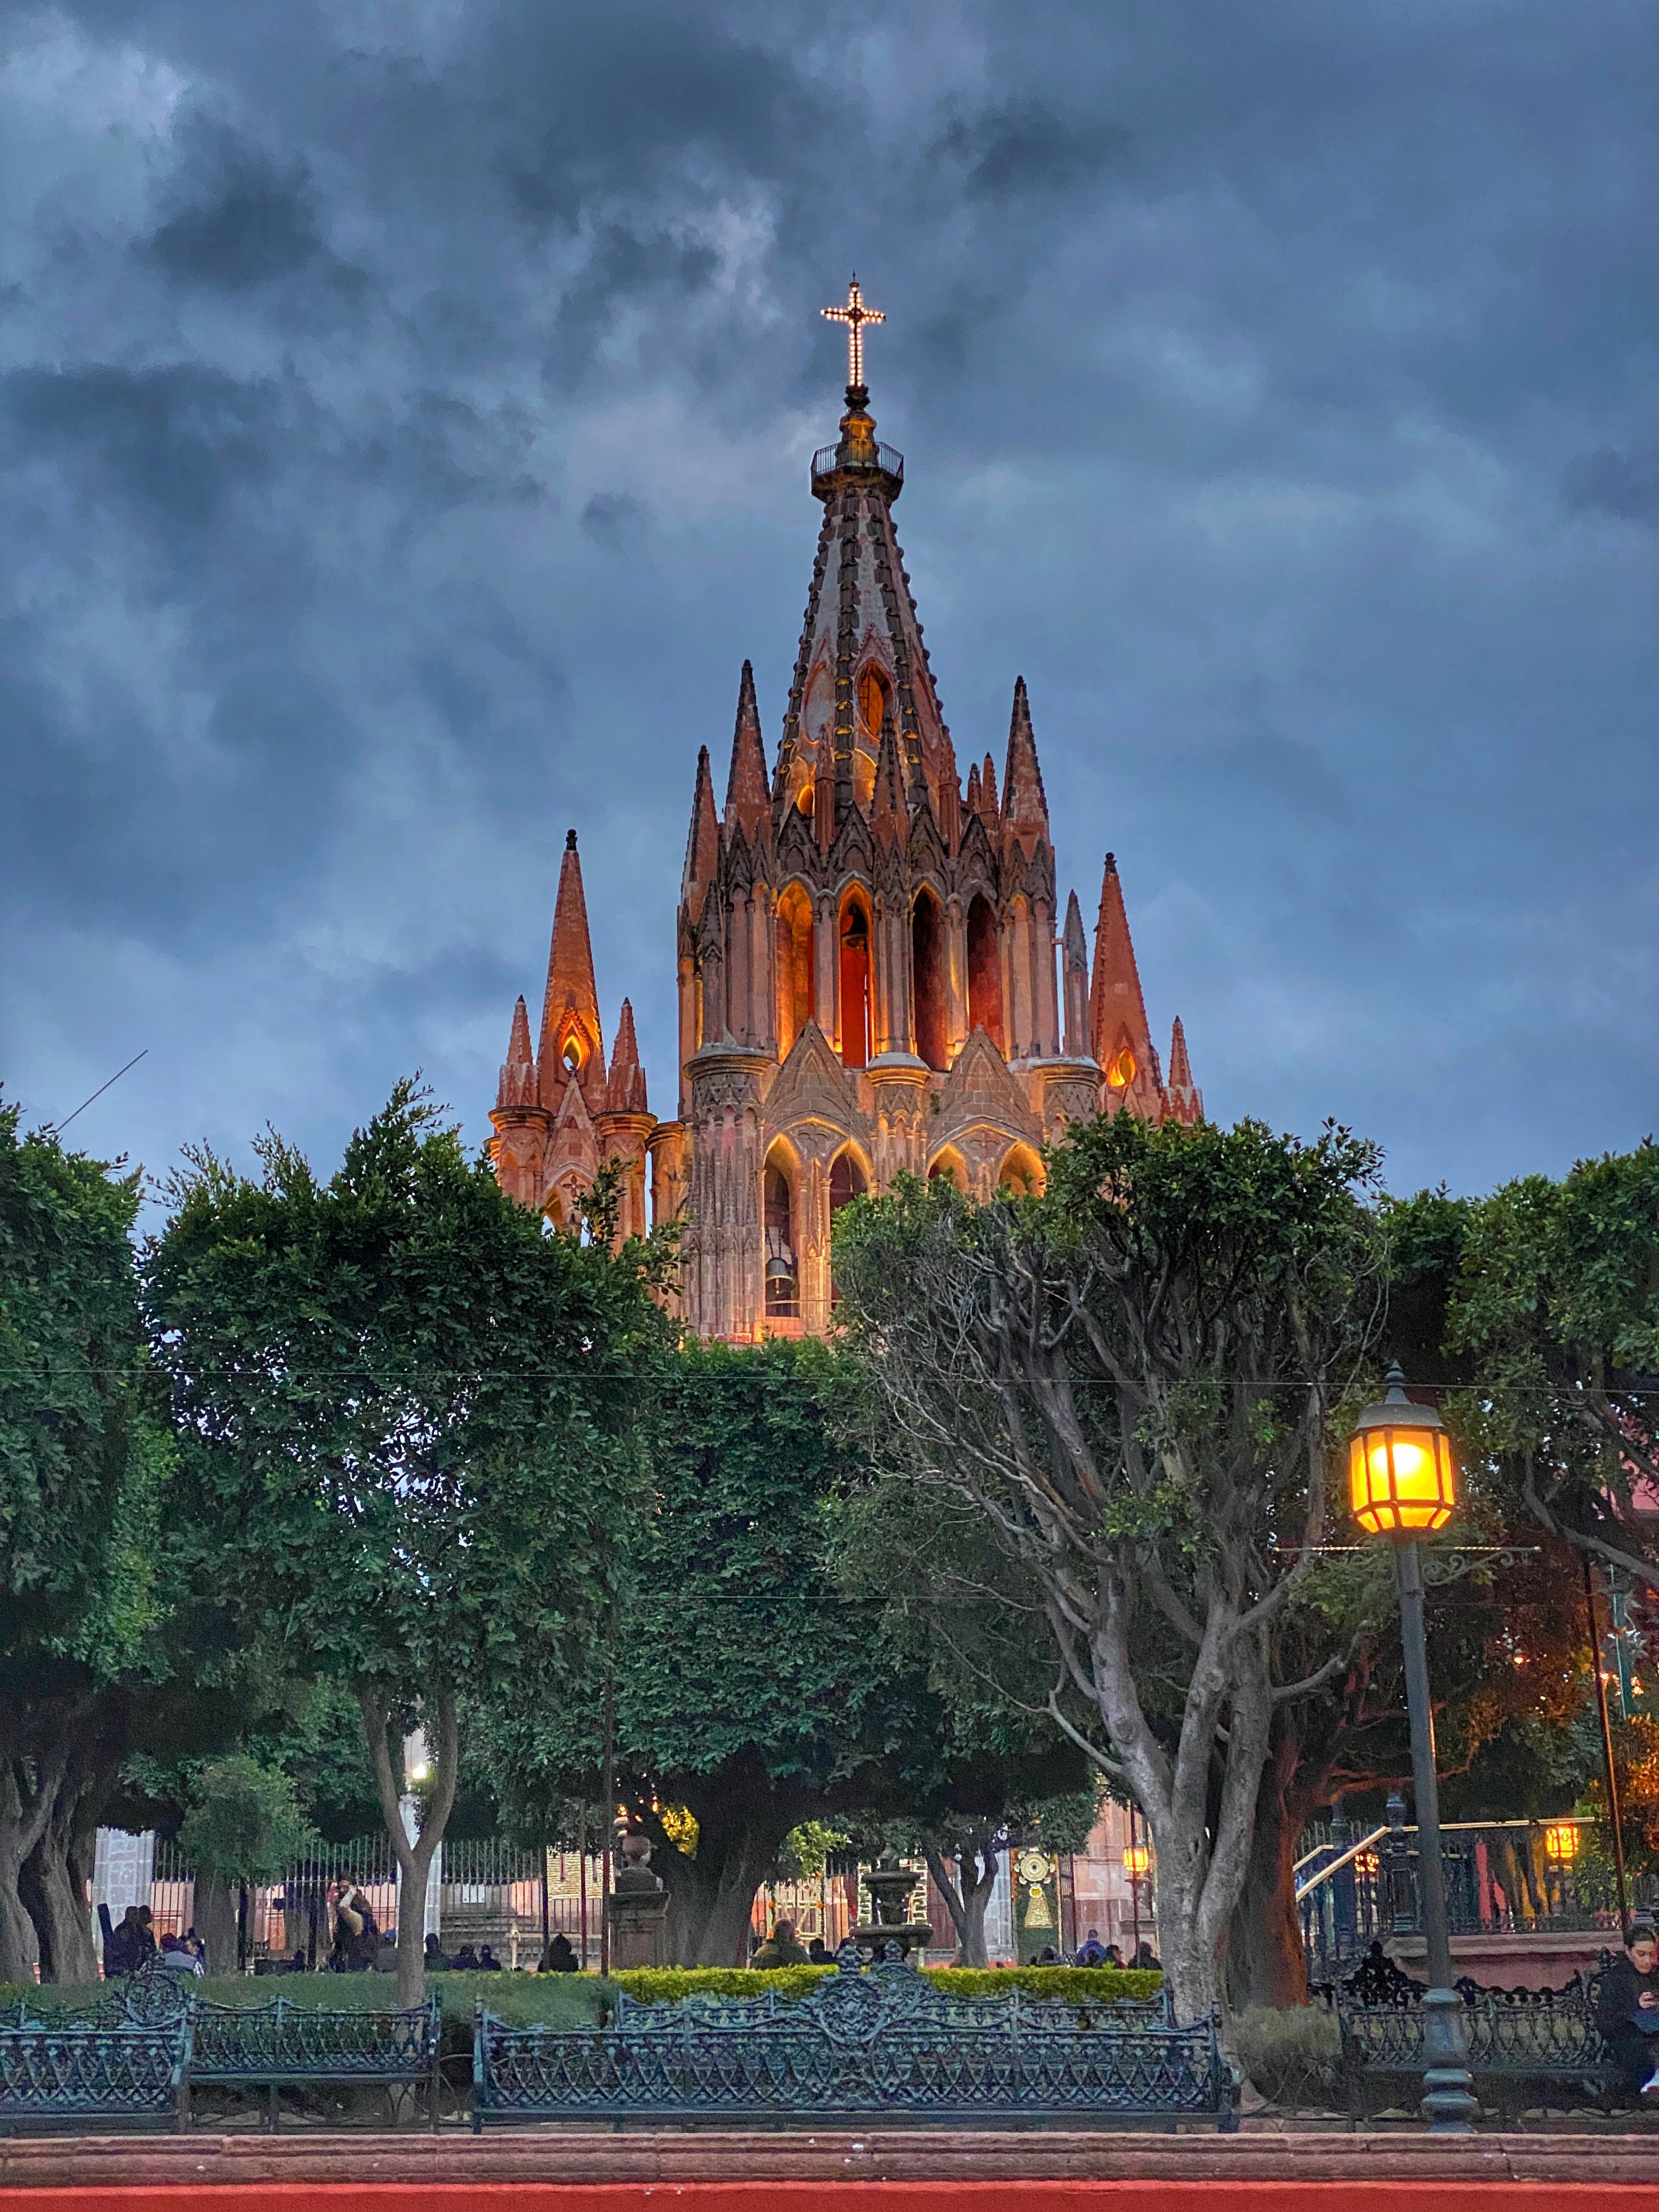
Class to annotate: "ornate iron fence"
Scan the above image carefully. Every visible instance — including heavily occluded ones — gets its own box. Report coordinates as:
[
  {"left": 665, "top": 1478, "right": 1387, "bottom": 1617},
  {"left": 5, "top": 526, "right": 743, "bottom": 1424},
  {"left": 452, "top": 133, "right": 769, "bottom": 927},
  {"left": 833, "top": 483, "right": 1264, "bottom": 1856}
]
[
  {"left": 474, "top": 1942, "right": 1234, "bottom": 2132},
  {"left": 1334, "top": 1960, "right": 1616, "bottom": 2110}
]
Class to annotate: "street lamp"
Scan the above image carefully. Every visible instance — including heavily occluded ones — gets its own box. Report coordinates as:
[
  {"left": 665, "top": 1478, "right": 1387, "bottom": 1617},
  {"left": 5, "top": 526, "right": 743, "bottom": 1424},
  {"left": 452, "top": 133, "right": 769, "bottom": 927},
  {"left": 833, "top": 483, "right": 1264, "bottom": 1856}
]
[{"left": 1348, "top": 1364, "right": 1478, "bottom": 2132}]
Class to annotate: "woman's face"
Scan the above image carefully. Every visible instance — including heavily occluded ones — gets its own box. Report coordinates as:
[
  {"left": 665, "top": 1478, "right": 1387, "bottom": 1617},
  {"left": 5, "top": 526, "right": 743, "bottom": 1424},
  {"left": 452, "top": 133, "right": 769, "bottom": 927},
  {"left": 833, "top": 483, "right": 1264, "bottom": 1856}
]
[{"left": 1630, "top": 1937, "right": 1657, "bottom": 1974}]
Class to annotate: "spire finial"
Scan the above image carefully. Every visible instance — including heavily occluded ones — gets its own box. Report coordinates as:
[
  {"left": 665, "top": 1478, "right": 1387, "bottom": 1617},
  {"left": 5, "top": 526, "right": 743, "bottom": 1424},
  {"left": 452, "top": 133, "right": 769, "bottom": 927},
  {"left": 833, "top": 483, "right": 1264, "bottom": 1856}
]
[{"left": 822, "top": 275, "right": 885, "bottom": 393}]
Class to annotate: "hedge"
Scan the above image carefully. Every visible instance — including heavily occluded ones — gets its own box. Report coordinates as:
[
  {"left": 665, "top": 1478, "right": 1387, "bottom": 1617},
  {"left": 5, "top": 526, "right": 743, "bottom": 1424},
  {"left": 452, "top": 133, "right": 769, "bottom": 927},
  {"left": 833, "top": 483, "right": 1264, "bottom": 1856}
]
[{"left": 608, "top": 1964, "right": 1161, "bottom": 2010}]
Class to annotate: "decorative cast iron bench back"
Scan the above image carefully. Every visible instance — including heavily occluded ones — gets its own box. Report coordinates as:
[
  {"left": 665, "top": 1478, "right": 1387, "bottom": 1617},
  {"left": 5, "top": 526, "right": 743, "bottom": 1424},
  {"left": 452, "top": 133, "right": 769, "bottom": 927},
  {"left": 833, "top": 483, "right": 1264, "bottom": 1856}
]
[{"left": 474, "top": 1943, "right": 1236, "bottom": 2132}]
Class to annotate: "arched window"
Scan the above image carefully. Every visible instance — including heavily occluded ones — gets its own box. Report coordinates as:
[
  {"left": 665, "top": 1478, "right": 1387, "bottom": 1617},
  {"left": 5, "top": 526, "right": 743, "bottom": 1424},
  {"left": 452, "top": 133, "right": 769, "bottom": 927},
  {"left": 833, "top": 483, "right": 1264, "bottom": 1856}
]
[
  {"left": 828, "top": 1149, "right": 869, "bottom": 1311},
  {"left": 839, "top": 898, "right": 871, "bottom": 1070},
  {"left": 927, "top": 1150, "right": 967, "bottom": 1192},
  {"left": 968, "top": 895, "right": 1004, "bottom": 1053},
  {"left": 775, "top": 885, "right": 816, "bottom": 1060},
  {"left": 911, "top": 889, "right": 946, "bottom": 1071},
  {"left": 1106, "top": 1039, "right": 1137, "bottom": 1093},
  {"left": 762, "top": 1161, "right": 798, "bottom": 1319},
  {"left": 857, "top": 663, "right": 891, "bottom": 737},
  {"left": 999, "top": 1145, "right": 1045, "bottom": 1199}
]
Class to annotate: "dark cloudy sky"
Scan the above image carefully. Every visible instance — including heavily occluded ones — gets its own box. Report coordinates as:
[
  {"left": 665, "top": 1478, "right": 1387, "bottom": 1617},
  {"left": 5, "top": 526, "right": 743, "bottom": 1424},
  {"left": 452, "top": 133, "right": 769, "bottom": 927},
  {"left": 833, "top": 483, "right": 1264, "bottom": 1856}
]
[{"left": 3, "top": 0, "right": 1654, "bottom": 1207}]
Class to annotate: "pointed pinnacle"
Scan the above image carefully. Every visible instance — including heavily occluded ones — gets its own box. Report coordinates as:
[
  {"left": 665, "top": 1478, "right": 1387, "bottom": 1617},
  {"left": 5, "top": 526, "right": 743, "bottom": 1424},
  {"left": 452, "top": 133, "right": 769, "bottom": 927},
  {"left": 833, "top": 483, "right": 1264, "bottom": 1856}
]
[{"left": 725, "top": 659, "right": 769, "bottom": 832}]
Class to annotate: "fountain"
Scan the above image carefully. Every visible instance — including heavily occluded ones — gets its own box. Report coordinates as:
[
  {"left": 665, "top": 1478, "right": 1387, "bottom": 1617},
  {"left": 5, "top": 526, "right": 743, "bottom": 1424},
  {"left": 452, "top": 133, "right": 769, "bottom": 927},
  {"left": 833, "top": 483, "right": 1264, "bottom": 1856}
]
[{"left": 849, "top": 1848, "right": 932, "bottom": 1964}]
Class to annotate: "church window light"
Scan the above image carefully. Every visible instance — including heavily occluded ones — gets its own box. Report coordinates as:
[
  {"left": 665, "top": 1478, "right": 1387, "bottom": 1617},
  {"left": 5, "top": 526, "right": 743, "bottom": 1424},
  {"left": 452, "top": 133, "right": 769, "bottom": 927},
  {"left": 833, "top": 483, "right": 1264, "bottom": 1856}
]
[
  {"left": 839, "top": 899, "right": 871, "bottom": 1069},
  {"left": 911, "top": 888, "right": 946, "bottom": 1070},
  {"left": 762, "top": 1162, "right": 799, "bottom": 1319},
  {"left": 967, "top": 895, "right": 1004, "bottom": 1053},
  {"left": 1106, "top": 1044, "right": 1136, "bottom": 1090},
  {"left": 775, "top": 885, "right": 816, "bottom": 1059},
  {"left": 927, "top": 1151, "right": 966, "bottom": 1191},
  {"left": 828, "top": 1148, "right": 869, "bottom": 1311},
  {"left": 562, "top": 1037, "right": 583, "bottom": 1074},
  {"left": 858, "top": 663, "right": 891, "bottom": 736},
  {"left": 999, "top": 1146, "right": 1044, "bottom": 1199}
]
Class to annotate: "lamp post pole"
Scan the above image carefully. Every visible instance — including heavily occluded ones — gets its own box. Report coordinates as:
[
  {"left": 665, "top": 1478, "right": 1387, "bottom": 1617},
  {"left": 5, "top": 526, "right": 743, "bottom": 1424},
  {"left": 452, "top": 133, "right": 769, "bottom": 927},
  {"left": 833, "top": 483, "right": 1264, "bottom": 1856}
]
[
  {"left": 1395, "top": 1536, "right": 1477, "bottom": 2130},
  {"left": 1349, "top": 1363, "right": 1478, "bottom": 2134}
]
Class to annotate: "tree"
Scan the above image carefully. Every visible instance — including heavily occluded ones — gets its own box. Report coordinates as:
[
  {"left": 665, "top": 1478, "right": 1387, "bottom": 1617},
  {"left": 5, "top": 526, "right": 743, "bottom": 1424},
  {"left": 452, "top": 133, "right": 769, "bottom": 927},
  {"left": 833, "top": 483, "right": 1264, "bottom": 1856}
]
[
  {"left": 1446, "top": 1142, "right": 1659, "bottom": 1588},
  {"left": 479, "top": 1339, "right": 949, "bottom": 1966},
  {"left": 146, "top": 1082, "right": 662, "bottom": 2003},
  {"left": 0, "top": 1097, "right": 168, "bottom": 1983},
  {"left": 832, "top": 1115, "right": 1384, "bottom": 2024},
  {"left": 177, "top": 1756, "right": 317, "bottom": 1971}
]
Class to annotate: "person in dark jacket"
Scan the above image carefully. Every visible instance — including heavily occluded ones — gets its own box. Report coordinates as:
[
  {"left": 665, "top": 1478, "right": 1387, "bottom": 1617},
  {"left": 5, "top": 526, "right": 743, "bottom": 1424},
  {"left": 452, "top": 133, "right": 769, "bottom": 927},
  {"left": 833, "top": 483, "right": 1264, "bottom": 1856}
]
[
  {"left": 539, "top": 1934, "right": 578, "bottom": 1973},
  {"left": 1595, "top": 1923, "right": 1659, "bottom": 2100}
]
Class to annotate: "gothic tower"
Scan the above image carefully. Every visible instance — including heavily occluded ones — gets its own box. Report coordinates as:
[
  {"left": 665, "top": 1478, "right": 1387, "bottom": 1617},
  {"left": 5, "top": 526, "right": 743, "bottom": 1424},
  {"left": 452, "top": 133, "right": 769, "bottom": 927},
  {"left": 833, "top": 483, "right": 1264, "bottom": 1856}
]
[{"left": 490, "top": 283, "right": 1200, "bottom": 1331}]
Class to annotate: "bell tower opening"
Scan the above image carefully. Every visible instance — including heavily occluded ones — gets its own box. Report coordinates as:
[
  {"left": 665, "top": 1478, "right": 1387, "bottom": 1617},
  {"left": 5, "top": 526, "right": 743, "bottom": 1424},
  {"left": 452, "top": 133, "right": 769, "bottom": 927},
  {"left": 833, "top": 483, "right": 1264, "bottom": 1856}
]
[
  {"left": 911, "top": 888, "right": 946, "bottom": 1070},
  {"left": 828, "top": 1147, "right": 869, "bottom": 1311},
  {"left": 762, "top": 1156, "right": 799, "bottom": 1319},
  {"left": 775, "top": 883, "right": 816, "bottom": 1060},
  {"left": 968, "top": 894, "right": 1004, "bottom": 1052},
  {"left": 839, "top": 897, "right": 871, "bottom": 1069}
]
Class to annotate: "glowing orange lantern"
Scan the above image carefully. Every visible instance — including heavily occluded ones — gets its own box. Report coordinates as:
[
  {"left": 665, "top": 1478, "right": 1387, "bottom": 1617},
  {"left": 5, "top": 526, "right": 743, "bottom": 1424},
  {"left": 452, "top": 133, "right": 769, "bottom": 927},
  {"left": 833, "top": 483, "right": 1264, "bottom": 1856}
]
[
  {"left": 1122, "top": 1843, "right": 1150, "bottom": 1878},
  {"left": 1544, "top": 1822, "right": 1580, "bottom": 1864},
  {"left": 1348, "top": 1366, "right": 1457, "bottom": 1539}
]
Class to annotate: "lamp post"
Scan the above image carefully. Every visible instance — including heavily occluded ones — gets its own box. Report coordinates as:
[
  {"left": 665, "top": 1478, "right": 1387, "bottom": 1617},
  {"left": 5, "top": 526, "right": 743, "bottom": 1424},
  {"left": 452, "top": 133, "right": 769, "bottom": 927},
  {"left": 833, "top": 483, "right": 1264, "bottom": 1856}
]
[{"left": 1349, "top": 1364, "right": 1478, "bottom": 2132}]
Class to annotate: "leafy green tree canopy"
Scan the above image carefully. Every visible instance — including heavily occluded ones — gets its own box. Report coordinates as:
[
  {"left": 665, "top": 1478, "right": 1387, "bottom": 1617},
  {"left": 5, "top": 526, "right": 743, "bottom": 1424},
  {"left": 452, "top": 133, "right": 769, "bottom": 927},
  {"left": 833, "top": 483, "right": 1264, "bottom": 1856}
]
[{"left": 146, "top": 1081, "right": 665, "bottom": 2000}]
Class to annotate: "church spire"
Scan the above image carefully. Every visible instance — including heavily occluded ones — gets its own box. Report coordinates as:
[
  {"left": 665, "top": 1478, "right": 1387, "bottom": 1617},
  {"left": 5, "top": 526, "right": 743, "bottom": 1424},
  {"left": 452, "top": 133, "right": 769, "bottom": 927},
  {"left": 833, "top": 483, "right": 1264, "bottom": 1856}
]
[
  {"left": 1001, "top": 676, "right": 1050, "bottom": 855},
  {"left": 869, "top": 710, "right": 906, "bottom": 846},
  {"left": 1090, "top": 851, "right": 1157, "bottom": 1114},
  {"left": 538, "top": 830, "right": 604, "bottom": 1097},
  {"left": 724, "top": 660, "right": 769, "bottom": 839},
  {"left": 1166, "top": 1016, "right": 1202, "bottom": 1125},
  {"left": 496, "top": 993, "right": 536, "bottom": 1110},
  {"left": 681, "top": 745, "right": 721, "bottom": 922},
  {"left": 606, "top": 997, "right": 648, "bottom": 1115},
  {"left": 1061, "top": 891, "right": 1092, "bottom": 1059}
]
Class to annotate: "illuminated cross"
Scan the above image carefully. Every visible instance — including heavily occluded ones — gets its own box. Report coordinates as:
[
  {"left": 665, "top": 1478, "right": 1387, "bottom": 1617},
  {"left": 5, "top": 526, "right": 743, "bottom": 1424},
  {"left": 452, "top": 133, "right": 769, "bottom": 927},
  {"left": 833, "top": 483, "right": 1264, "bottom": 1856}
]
[{"left": 822, "top": 275, "right": 885, "bottom": 389}]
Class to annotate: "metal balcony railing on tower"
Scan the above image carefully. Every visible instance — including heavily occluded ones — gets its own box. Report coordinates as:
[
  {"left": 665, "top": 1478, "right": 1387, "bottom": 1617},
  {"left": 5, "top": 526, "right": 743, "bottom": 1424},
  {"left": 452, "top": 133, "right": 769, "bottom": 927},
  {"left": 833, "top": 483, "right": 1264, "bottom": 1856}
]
[
  {"left": 1295, "top": 1805, "right": 1632, "bottom": 1986},
  {"left": 810, "top": 441, "right": 904, "bottom": 488}
]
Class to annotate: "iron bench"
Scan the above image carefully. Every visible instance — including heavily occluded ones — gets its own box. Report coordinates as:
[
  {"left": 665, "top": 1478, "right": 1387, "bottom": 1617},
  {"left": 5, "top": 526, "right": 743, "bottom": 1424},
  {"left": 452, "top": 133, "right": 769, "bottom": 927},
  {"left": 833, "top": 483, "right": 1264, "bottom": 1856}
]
[
  {"left": 474, "top": 1943, "right": 1236, "bottom": 2132},
  {"left": 187, "top": 1991, "right": 444, "bottom": 2130},
  {"left": 1336, "top": 1966, "right": 1616, "bottom": 2112},
  {"left": 0, "top": 2006, "right": 192, "bottom": 2135}
]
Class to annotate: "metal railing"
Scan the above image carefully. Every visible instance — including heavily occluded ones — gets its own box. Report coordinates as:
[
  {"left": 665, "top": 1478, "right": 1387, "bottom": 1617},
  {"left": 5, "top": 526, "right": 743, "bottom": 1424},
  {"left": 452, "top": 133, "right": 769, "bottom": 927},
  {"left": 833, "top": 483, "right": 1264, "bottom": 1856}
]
[
  {"left": 810, "top": 441, "right": 904, "bottom": 485},
  {"left": 1297, "top": 1812, "right": 1630, "bottom": 1983}
]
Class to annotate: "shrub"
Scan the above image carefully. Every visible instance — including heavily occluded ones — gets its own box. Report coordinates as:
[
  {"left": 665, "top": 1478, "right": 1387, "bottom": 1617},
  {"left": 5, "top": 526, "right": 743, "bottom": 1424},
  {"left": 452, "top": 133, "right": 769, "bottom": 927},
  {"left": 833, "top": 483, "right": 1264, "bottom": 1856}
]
[
  {"left": 607, "top": 1963, "right": 1161, "bottom": 2012},
  {"left": 1232, "top": 2004, "right": 1343, "bottom": 2109}
]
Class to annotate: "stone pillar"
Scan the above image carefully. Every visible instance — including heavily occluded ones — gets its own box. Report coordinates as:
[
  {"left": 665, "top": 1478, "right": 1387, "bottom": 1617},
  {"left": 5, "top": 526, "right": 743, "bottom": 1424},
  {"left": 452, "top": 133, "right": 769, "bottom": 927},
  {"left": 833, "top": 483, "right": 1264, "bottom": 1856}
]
[
  {"left": 1030, "top": 895, "right": 1059, "bottom": 1059},
  {"left": 816, "top": 893, "right": 841, "bottom": 1056},
  {"left": 944, "top": 896, "right": 969, "bottom": 1065},
  {"left": 727, "top": 890, "right": 752, "bottom": 1045},
  {"left": 800, "top": 1153, "right": 831, "bottom": 1334},
  {"left": 608, "top": 1835, "right": 668, "bottom": 1970},
  {"left": 750, "top": 884, "right": 776, "bottom": 1055},
  {"left": 865, "top": 1057, "right": 930, "bottom": 1189},
  {"left": 685, "top": 1044, "right": 770, "bottom": 1340},
  {"left": 597, "top": 1111, "right": 656, "bottom": 1244}
]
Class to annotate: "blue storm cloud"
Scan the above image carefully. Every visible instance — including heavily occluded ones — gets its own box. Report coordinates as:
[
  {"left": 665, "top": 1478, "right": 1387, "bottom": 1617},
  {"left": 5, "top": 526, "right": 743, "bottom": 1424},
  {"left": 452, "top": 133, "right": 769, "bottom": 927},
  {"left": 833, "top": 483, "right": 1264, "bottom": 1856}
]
[{"left": 1, "top": 0, "right": 1653, "bottom": 1203}]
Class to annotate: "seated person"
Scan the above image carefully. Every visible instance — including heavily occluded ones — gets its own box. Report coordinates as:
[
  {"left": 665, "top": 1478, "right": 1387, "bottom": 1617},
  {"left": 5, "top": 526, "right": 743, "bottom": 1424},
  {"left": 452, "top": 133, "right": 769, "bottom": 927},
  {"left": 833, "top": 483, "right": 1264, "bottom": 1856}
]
[
  {"left": 539, "top": 1933, "right": 579, "bottom": 1973},
  {"left": 1595, "top": 1921, "right": 1659, "bottom": 2101},
  {"left": 451, "top": 1945, "right": 480, "bottom": 1972},
  {"left": 751, "top": 1917, "right": 810, "bottom": 1968},
  {"left": 287, "top": 1949, "right": 309, "bottom": 1973},
  {"left": 1035, "top": 1945, "right": 1060, "bottom": 1965},
  {"left": 423, "top": 1932, "right": 453, "bottom": 1972},
  {"left": 1074, "top": 1927, "right": 1110, "bottom": 1967},
  {"left": 1102, "top": 1943, "right": 1124, "bottom": 1966},
  {"left": 807, "top": 1937, "right": 831, "bottom": 1964},
  {"left": 476, "top": 1944, "right": 503, "bottom": 1972},
  {"left": 159, "top": 1931, "right": 204, "bottom": 1977}
]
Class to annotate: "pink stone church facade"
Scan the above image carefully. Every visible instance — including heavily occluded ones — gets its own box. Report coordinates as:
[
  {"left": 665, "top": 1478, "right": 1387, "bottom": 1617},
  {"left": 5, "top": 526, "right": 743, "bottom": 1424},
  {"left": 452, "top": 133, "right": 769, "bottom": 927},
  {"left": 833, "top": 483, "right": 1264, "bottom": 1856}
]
[{"left": 489, "top": 352, "right": 1200, "bottom": 1339}]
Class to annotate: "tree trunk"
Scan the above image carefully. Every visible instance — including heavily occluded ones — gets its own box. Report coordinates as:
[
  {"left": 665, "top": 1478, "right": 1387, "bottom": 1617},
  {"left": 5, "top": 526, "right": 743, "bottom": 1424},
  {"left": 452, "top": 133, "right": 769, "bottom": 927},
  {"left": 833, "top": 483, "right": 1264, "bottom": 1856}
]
[
  {"left": 642, "top": 1761, "right": 808, "bottom": 1967},
  {"left": 20, "top": 1817, "right": 100, "bottom": 1986},
  {"left": 362, "top": 1683, "right": 460, "bottom": 2010},
  {"left": 0, "top": 1728, "right": 76, "bottom": 1986},
  {"left": 922, "top": 1827, "right": 1000, "bottom": 1968},
  {"left": 1226, "top": 1725, "right": 1313, "bottom": 2012},
  {"left": 193, "top": 1871, "right": 239, "bottom": 1980}
]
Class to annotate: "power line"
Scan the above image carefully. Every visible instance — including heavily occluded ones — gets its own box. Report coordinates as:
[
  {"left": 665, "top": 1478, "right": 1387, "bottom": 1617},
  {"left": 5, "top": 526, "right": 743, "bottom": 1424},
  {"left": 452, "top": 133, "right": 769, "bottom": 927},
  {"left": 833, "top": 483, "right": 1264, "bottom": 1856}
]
[{"left": 46, "top": 1051, "right": 147, "bottom": 1137}]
